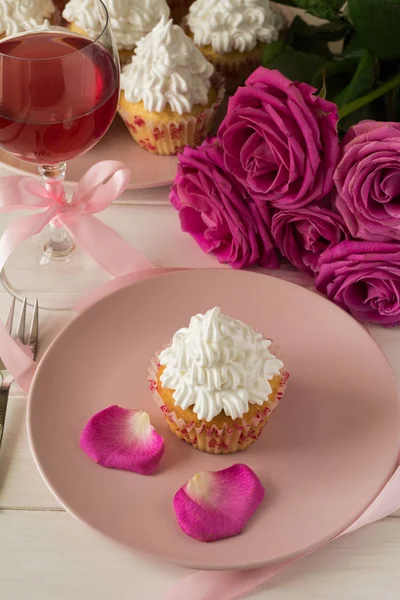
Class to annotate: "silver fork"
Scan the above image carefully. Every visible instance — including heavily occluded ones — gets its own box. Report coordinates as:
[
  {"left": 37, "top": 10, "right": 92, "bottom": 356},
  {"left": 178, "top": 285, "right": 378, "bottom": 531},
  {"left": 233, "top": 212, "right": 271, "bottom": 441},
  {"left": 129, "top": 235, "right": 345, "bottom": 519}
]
[{"left": 0, "top": 298, "right": 39, "bottom": 450}]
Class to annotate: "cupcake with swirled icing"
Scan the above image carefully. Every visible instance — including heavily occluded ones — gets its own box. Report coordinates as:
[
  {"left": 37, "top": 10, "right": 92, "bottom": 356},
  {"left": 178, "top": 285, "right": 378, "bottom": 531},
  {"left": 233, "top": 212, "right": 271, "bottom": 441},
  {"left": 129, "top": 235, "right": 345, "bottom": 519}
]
[
  {"left": 0, "top": 0, "right": 56, "bottom": 38},
  {"left": 148, "top": 307, "right": 289, "bottom": 454},
  {"left": 186, "top": 0, "right": 286, "bottom": 92},
  {"left": 62, "top": 0, "right": 170, "bottom": 64},
  {"left": 119, "top": 17, "right": 224, "bottom": 155}
]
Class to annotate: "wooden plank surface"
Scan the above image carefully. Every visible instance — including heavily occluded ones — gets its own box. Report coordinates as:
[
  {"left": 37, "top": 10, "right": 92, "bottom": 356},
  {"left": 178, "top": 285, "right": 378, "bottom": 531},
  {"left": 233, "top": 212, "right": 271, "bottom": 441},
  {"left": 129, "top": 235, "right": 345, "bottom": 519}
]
[{"left": 1, "top": 511, "right": 399, "bottom": 600}]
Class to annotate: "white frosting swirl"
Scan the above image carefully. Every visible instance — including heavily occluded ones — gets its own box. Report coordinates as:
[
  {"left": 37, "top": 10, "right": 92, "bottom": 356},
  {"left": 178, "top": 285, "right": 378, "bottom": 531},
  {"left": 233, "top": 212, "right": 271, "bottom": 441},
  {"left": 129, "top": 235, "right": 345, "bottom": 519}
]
[
  {"left": 188, "top": 0, "right": 283, "bottom": 53},
  {"left": 159, "top": 307, "right": 283, "bottom": 421},
  {"left": 121, "top": 17, "right": 214, "bottom": 115},
  {"left": 63, "top": 0, "right": 170, "bottom": 50},
  {"left": 0, "top": 0, "right": 54, "bottom": 37}
]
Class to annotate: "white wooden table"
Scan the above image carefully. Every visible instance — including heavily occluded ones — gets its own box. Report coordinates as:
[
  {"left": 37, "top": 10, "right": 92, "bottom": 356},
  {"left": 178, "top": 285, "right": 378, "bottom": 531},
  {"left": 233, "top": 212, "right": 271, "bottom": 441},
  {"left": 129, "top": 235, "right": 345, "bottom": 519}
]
[{"left": 0, "top": 176, "right": 399, "bottom": 600}]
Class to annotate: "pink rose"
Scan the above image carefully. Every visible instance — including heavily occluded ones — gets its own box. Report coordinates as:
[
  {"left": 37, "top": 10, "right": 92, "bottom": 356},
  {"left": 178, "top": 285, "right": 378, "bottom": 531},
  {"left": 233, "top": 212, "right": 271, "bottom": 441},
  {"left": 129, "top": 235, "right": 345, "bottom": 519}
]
[
  {"left": 271, "top": 206, "right": 349, "bottom": 275},
  {"left": 315, "top": 241, "right": 400, "bottom": 325},
  {"left": 169, "top": 139, "right": 278, "bottom": 269},
  {"left": 334, "top": 121, "right": 400, "bottom": 241},
  {"left": 218, "top": 68, "right": 340, "bottom": 209}
]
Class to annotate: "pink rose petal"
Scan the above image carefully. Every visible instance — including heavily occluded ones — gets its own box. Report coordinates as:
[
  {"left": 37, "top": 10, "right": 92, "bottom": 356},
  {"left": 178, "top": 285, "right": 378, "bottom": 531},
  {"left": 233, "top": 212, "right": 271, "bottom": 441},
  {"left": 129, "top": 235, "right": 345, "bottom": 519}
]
[
  {"left": 174, "top": 464, "right": 265, "bottom": 542},
  {"left": 80, "top": 405, "right": 164, "bottom": 475}
]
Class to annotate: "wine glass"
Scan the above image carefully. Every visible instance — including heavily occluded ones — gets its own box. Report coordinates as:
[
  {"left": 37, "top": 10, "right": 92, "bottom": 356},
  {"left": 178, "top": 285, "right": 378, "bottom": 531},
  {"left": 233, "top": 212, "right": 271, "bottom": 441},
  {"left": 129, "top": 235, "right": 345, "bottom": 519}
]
[{"left": 0, "top": 0, "right": 120, "bottom": 310}]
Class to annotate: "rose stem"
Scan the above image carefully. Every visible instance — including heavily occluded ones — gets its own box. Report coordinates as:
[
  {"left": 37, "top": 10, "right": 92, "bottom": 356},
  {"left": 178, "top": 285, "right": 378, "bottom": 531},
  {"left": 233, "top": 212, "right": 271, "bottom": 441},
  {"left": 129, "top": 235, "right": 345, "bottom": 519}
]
[{"left": 338, "top": 73, "right": 400, "bottom": 119}]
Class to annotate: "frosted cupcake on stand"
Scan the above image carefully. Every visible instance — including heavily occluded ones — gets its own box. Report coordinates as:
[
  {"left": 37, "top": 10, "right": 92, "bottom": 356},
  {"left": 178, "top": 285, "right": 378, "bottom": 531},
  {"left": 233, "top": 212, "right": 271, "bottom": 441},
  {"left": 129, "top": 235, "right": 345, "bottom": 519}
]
[
  {"left": 62, "top": 0, "right": 170, "bottom": 64},
  {"left": 119, "top": 17, "right": 224, "bottom": 155},
  {"left": 186, "top": 0, "right": 286, "bottom": 92},
  {"left": 0, "top": 0, "right": 56, "bottom": 38}
]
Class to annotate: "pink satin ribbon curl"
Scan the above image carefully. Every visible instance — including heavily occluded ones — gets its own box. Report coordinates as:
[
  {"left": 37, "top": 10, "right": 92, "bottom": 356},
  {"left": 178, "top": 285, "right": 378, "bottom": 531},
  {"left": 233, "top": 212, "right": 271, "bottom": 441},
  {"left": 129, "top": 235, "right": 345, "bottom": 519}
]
[
  {"left": 0, "top": 160, "right": 153, "bottom": 276},
  {"left": 0, "top": 170, "right": 399, "bottom": 600}
]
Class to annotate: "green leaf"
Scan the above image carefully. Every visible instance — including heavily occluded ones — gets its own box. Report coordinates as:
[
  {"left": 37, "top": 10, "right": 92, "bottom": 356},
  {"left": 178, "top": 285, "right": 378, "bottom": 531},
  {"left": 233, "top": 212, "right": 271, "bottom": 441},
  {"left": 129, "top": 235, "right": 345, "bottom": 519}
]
[
  {"left": 274, "top": 0, "right": 344, "bottom": 21},
  {"left": 291, "top": 38, "right": 332, "bottom": 58},
  {"left": 348, "top": 0, "right": 400, "bottom": 60},
  {"left": 313, "top": 59, "right": 358, "bottom": 86},
  {"left": 312, "top": 57, "right": 360, "bottom": 100},
  {"left": 268, "top": 50, "right": 328, "bottom": 85},
  {"left": 289, "top": 17, "right": 331, "bottom": 57},
  {"left": 337, "top": 73, "right": 400, "bottom": 119},
  {"left": 343, "top": 32, "right": 365, "bottom": 57},
  {"left": 291, "top": 16, "right": 351, "bottom": 41},
  {"left": 334, "top": 50, "right": 377, "bottom": 108},
  {"left": 289, "top": 16, "right": 351, "bottom": 58},
  {"left": 311, "top": 50, "right": 377, "bottom": 107},
  {"left": 262, "top": 40, "right": 288, "bottom": 67}
]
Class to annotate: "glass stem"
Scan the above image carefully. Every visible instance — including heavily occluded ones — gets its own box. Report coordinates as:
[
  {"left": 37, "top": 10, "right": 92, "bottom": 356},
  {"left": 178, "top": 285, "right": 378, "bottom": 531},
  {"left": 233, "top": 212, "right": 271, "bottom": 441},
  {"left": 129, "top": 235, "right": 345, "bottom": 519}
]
[{"left": 38, "top": 163, "right": 76, "bottom": 260}]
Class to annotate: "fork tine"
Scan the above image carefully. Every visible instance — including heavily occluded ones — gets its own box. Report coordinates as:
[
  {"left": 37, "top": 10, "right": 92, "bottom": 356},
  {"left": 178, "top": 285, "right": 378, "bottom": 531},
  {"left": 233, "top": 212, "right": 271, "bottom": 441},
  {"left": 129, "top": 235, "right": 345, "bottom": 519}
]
[
  {"left": 28, "top": 299, "right": 39, "bottom": 358},
  {"left": 5, "top": 297, "right": 15, "bottom": 335},
  {"left": 16, "top": 297, "right": 27, "bottom": 343}
]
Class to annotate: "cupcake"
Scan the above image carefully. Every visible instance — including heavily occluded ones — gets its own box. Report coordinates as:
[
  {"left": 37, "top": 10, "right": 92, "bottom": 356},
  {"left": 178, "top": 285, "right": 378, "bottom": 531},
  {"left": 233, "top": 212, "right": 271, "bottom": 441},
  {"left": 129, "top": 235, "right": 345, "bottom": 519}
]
[
  {"left": 0, "top": 0, "right": 55, "bottom": 38},
  {"left": 167, "top": 0, "right": 193, "bottom": 23},
  {"left": 119, "top": 17, "right": 224, "bottom": 155},
  {"left": 186, "top": 0, "right": 286, "bottom": 93},
  {"left": 62, "top": 0, "right": 170, "bottom": 65},
  {"left": 148, "top": 307, "right": 289, "bottom": 454}
]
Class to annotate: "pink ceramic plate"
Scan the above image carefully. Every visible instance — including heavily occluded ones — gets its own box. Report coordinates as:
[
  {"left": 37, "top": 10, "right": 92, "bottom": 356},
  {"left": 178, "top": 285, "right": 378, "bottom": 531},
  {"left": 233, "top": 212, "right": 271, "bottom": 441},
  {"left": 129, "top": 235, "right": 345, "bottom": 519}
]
[
  {"left": 27, "top": 270, "right": 400, "bottom": 570},
  {"left": 0, "top": 117, "right": 178, "bottom": 190}
]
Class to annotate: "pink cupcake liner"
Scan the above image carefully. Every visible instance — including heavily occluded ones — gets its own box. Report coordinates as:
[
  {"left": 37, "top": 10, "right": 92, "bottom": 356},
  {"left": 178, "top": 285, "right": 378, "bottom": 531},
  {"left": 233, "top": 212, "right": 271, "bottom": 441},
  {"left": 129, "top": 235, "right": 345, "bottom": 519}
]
[
  {"left": 119, "top": 75, "right": 225, "bottom": 155},
  {"left": 148, "top": 351, "right": 289, "bottom": 455}
]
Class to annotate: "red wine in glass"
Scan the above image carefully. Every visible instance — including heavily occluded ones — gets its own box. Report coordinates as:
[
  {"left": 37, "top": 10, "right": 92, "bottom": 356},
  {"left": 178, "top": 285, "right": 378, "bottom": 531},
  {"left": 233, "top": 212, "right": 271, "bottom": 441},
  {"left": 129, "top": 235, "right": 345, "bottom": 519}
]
[
  {"left": 0, "top": 31, "right": 119, "bottom": 164},
  {"left": 0, "top": 1, "right": 124, "bottom": 312}
]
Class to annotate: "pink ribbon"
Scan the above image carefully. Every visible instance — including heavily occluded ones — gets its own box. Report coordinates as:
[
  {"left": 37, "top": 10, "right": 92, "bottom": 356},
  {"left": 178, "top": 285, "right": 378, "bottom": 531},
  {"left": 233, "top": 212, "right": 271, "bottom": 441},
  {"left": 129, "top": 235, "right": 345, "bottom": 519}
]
[
  {"left": 0, "top": 160, "right": 154, "bottom": 276},
  {"left": 0, "top": 161, "right": 154, "bottom": 392},
  {"left": 0, "top": 265, "right": 399, "bottom": 598},
  {"left": 0, "top": 318, "right": 36, "bottom": 392}
]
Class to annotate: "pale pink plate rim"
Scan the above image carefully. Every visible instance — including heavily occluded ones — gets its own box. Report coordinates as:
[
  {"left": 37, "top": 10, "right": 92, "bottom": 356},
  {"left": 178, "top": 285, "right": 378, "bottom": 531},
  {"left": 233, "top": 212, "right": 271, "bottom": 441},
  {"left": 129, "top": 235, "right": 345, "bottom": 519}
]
[{"left": 26, "top": 269, "right": 400, "bottom": 570}]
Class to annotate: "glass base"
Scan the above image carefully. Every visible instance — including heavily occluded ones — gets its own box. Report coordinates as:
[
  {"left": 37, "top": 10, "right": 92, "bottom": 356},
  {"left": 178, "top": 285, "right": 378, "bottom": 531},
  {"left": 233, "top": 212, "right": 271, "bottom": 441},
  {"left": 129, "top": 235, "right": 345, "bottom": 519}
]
[
  {"left": 43, "top": 233, "right": 76, "bottom": 261},
  {"left": 1, "top": 228, "right": 112, "bottom": 311}
]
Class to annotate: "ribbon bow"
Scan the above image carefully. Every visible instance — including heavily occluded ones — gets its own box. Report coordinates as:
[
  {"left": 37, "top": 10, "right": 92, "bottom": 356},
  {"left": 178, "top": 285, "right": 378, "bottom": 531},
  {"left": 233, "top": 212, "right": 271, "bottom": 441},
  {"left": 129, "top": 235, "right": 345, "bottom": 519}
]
[{"left": 0, "top": 160, "right": 153, "bottom": 276}]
